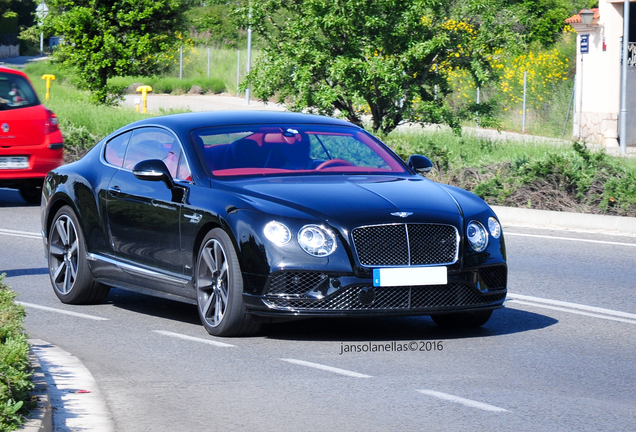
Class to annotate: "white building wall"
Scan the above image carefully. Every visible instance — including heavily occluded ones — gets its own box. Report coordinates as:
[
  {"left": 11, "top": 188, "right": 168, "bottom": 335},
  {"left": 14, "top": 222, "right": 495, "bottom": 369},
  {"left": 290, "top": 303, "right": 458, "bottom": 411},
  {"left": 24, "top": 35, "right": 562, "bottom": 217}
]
[{"left": 571, "top": 0, "right": 633, "bottom": 145}]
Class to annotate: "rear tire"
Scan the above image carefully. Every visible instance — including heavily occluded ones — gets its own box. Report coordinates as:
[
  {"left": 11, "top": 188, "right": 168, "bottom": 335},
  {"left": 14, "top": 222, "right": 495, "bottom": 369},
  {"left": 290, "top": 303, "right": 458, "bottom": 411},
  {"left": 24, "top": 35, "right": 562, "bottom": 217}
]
[
  {"left": 431, "top": 310, "right": 493, "bottom": 328},
  {"left": 195, "top": 228, "right": 260, "bottom": 337},
  {"left": 48, "top": 205, "right": 110, "bottom": 304}
]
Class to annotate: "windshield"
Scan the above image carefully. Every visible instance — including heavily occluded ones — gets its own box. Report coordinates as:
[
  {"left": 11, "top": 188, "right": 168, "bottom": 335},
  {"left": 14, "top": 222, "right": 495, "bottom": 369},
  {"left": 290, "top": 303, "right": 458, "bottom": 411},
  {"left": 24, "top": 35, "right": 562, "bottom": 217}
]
[
  {"left": 0, "top": 72, "right": 40, "bottom": 111},
  {"left": 192, "top": 125, "right": 407, "bottom": 177}
]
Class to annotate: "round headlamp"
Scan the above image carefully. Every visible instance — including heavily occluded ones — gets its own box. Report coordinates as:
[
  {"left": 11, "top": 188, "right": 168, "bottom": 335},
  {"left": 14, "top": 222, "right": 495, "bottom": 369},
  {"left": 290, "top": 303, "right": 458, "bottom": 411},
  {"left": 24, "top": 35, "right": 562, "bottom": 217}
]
[
  {"left": 488, "top": 217, "right": 501, "bottom": 239},
  {"left": 264, "top": 221, "right": 291, "bottom": 246},
  {"left": 467, "top": 221, "right": 488, "bottom": 252},
  {"left": 298, "top": 225, "right": 337, "bottom": 257}
]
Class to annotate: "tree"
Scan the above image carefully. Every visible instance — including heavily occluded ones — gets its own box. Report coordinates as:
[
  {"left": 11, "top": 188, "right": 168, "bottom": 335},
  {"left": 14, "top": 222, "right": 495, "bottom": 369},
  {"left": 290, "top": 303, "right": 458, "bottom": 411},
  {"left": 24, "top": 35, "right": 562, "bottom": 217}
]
[
  {"left": 0, "top": 0, "right": 36, "bottom": 28},
  {"left": 511, "top": 0, "right": 592, "bottom": 47},
  {"left": 185, "top": 3, "right": 244, "bottom": 48},
  {"left": 236, "top": 0, "right": 553, "bottom": 134},
  {"left": 0, "top": 0, "right": 11, "bottom": 16},
  {"left": 45, "top": 0, "right": 184, "bottom": 104}
]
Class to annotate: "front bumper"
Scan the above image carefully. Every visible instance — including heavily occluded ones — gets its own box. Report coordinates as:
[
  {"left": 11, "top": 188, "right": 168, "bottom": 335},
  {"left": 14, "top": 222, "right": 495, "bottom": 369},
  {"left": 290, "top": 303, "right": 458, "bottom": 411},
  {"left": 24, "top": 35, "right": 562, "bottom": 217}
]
[{"left": 243, "top": 264, "right": 507, "bottom": 317}]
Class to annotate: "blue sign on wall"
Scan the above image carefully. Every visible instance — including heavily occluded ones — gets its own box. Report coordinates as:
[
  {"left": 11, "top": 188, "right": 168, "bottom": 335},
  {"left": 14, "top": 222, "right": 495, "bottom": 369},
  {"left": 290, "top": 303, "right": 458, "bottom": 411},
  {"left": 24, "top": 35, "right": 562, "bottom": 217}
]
[{"left": 580, "top": 34, "right": 589, "bottom": 54}]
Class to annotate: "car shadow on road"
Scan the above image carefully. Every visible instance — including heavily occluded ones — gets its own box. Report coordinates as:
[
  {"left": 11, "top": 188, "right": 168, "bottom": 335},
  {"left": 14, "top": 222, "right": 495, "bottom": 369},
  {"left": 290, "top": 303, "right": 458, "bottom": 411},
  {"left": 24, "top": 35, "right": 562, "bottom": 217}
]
[
  {"left": 1, "top": 268, "right": 49, "bottom": 277},
  {"left": 261, "top": 307, "right": 558, "bottom": 342},
  {"left": 107, "top": 288, "right": 201, "bottom": 326},
  {"left": 104, "top": 288, "right": 558, "bottom": 341},
  {"left": 0, "top": 188, "right": 36, "bottom": 207}
]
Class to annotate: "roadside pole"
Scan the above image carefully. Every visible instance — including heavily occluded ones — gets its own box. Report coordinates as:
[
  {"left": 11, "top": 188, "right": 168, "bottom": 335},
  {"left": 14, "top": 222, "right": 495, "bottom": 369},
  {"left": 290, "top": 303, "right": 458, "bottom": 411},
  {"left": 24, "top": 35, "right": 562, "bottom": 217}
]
[
  {"left": 476, "top": 87, "right": 480, "bottom": 127},
  {"left": 246, "top": 27, "right": 252, "bottom": 104},
  {"left": 237, "top": 50, "right": 241, "bottom": 96},
  {"left": 522, "top": 71, "right": 527, "bottom": 133},
  {"left": 179, "top": 46, "right": 183, "bottom": 80},
  {"left": 619, "top": 0, "right": 630, "bottom": 154}
]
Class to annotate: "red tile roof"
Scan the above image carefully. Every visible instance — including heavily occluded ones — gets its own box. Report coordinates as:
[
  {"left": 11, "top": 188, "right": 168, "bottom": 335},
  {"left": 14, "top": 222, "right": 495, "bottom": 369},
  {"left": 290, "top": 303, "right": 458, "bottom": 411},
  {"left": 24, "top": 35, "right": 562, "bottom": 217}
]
[{"left": 565, "top": 8, "right": 600, "bottom": 24}]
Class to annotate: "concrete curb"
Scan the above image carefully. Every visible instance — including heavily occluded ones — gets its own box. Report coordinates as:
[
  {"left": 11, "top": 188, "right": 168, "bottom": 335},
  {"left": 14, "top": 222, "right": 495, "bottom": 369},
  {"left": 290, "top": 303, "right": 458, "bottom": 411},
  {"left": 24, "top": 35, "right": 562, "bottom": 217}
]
[
  {"left": 19, "top": 352, "right": 53, "bottom": 432},
  {"left": 492, "top": 205, "right": 636, "bottom": 235}
]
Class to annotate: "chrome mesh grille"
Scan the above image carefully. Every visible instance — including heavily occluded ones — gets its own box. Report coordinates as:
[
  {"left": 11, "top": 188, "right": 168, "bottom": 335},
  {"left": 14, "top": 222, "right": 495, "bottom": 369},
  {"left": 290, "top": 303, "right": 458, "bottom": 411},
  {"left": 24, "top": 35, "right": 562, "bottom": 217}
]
[
  {"left": 352, "top": 223, "right": 458, "bottom": 267},
  {"left": 352, "top": 224, "right": 408, "bottom": 265},
  {"left": 265, "top": 284, "right": 505, "bottom": 311},
  {"left": 478, "top": 265, "right": 507, "bottom": 291},
  {"left": 266, "top": 272, "right": 329, "bottom": 296}
]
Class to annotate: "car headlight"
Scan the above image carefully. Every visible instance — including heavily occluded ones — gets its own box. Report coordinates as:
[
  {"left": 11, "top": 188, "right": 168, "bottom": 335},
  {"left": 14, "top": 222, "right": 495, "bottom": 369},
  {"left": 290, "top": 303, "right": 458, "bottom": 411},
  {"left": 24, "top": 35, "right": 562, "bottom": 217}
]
[
  {"left": 298, "top": 225, "right": 337, "bottom": 257},
  {"left": 488, "top": 217, "right": 501, "bottom": 239},
  {"left": 264, "top": 221, "right": 291, "bottom": 245},
  {"left": 467, "top": 221, "right": 488, "bottom": 252}
]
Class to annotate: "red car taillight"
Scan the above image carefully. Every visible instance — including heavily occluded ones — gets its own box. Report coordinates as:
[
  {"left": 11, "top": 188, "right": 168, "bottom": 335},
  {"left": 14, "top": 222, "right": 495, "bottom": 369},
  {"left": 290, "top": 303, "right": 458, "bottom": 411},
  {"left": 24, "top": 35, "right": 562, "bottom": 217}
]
[{"left": 45, "top": 109, "right": 60, "bottom": 135}]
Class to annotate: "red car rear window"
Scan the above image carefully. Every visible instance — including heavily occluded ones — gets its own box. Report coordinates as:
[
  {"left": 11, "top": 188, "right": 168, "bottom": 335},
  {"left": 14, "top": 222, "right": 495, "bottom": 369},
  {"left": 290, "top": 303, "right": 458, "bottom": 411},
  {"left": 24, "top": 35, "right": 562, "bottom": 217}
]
[{"left": 0, "top": 72, "right": 40, "bottom": 111}]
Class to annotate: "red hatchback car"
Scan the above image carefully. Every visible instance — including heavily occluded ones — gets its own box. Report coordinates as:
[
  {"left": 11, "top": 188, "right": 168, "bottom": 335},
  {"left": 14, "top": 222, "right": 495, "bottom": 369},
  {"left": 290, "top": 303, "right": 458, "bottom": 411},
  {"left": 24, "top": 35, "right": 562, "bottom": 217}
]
[{"left": 0, "top": 66, "right": 64, "bottom": 204}]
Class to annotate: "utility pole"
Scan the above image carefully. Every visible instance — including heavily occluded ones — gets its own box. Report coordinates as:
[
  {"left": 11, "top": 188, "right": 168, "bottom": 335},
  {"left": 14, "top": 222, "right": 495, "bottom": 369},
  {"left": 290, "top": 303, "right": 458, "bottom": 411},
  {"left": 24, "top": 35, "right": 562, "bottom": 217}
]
[{"left": 619, "top": 0, "right": 630, "bottom": 154}]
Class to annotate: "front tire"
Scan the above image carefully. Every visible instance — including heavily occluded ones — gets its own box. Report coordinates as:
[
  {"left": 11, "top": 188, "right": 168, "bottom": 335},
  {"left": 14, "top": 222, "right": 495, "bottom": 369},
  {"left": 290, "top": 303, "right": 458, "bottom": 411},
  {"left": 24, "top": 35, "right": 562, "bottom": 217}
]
[
  {"left": 48, "top": 205, "right": 110, "bottom": 304},
  {"left": 195, "top": 228, "right": 260, "bottom": 337},
  {"left": 431, "top": 310, "right": 493, "bottom": 328}
]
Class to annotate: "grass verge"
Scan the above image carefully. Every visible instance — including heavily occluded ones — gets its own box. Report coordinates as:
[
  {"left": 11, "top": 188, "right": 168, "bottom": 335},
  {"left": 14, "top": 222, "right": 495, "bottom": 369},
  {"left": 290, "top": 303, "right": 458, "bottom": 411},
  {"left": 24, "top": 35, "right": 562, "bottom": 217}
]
[
  {"left": 24, "top": 61, "right": 152, "bottom": 161},
  {"left": 154, "top": 46, "right": 249, "bottom": 94},
  {"left": 107, "top": 46, "right": 247, "bottom": 96},
  {"left": 0, "top": 275, "right": 34, "bottom": 432}
]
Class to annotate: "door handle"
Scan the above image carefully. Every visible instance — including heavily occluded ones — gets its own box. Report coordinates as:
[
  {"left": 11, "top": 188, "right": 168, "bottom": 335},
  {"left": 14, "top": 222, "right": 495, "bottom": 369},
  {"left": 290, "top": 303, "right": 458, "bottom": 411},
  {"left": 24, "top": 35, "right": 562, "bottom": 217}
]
[
  {"left": 108, "top": 186, "right": 121, "bottom": 196},
  {"left": 184, "top": 213, "right": 202, "bottom": 223}
]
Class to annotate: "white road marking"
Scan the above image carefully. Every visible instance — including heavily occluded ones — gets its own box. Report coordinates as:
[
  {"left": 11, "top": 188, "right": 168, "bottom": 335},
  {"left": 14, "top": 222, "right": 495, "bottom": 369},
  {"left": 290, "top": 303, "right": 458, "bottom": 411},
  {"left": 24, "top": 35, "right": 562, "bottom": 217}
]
[
  {"left": 29, "top": 339, "right": 115, "bottom": 431},
  {"left": 416, "top": 389, "right": 508, "bottom": 412},
  {"left": 153, "top": 330, "right": 236, "bottom": 347},
  {"left": 502, "top": 223, "right": 636, "bottom": 238},
  {"left": 0, "top": 228, "right": 41, "bottom": 239},
  {"left": 281, "top": 358, "right": 372, "bottom": 378},
  {"left": 17, "top": 301, "right": 110, "bottom": 321},
  {"left": 507, "top": 300, "right": 636, "bottom": 325},
  {"left": 507, "top": 293, "right": 636, "bottom": 319},
  {"left": 505, "top": 232, "right": 636, "bottom": 247}
]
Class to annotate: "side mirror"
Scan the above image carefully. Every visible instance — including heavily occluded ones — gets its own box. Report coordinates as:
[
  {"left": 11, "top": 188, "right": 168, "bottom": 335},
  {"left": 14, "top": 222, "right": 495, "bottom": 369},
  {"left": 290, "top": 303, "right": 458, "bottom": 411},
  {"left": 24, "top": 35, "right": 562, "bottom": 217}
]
[
  {"left": 408, "top": 155, "right": 433, "bottom": 175},
  {"left": 133, "top": 159, "right": 175, "bottom": 189}
]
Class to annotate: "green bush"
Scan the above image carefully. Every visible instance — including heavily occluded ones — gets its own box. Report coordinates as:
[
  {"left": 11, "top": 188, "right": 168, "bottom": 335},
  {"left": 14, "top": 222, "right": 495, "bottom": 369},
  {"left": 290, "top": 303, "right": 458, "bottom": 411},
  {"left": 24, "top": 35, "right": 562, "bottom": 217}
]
[{"left": 0, "top": 275, "right": 33, "bottom": 432}]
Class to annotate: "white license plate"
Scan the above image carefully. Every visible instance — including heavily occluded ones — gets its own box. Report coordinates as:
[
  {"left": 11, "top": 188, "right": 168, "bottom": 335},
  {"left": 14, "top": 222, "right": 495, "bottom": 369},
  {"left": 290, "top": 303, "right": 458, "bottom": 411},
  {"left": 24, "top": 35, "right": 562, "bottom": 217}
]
[
  {"left": 373, "top": 266, "right": 447, "bottom": 287},
  {"left": 0, "top": 156, "right": 29, "bottom": 169}
]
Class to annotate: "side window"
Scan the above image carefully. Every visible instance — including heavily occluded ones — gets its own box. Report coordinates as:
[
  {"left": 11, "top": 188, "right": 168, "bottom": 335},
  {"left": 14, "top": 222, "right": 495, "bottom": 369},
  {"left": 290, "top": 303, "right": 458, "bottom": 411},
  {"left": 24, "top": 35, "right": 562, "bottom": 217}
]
[
  {"left": 123, "top": 127, "right": 181, "bottom": 178},
  {"left": 104, "top": 132, "right": 131, "bottom": 167},
  {"left": 176, "top": 152, "right": 192, "bottom": 181}
]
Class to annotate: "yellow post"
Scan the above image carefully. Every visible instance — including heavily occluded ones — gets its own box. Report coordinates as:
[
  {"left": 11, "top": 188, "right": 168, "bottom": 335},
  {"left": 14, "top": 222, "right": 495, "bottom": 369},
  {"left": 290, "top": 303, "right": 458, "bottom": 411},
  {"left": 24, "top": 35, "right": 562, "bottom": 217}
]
[
  {"left": 136, "top": 85, "right": 153, "bottom": 114},
  {"left": 42, "top": 74, "right": 56, "bottom": 101}
]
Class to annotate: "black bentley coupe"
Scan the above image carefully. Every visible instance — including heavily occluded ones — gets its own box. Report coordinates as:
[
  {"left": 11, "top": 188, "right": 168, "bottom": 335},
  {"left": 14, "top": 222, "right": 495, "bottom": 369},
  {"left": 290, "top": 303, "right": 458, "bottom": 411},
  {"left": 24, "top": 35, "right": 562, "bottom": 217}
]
[{"left": 41, "top": 111, "right": 507, "bottom": 336}]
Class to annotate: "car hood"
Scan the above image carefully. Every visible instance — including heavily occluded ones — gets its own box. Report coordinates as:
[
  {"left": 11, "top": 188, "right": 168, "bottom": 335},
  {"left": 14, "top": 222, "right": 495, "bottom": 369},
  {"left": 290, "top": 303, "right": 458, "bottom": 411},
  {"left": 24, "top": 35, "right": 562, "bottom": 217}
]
[{"left": 220, "top": 175, "right": 463, "bottom": 226}]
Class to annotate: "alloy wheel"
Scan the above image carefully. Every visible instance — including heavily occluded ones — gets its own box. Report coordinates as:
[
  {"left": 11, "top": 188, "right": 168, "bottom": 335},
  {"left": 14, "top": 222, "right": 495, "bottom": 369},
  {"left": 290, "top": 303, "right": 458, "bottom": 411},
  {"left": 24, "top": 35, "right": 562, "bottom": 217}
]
[
  {"left": 49, "top": 214, "right": 79, "bottom": 295},
  {"left": 196, "top": 239, "right": 229, "bottom": 327}
]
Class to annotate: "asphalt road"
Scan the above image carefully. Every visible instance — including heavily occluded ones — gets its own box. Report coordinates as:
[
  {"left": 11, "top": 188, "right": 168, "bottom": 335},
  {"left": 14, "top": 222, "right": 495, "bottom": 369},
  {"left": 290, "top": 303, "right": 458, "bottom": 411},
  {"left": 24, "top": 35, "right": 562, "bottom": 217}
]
[{"left": 1, "top": 187, "right": 635, "bottom": 431}]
